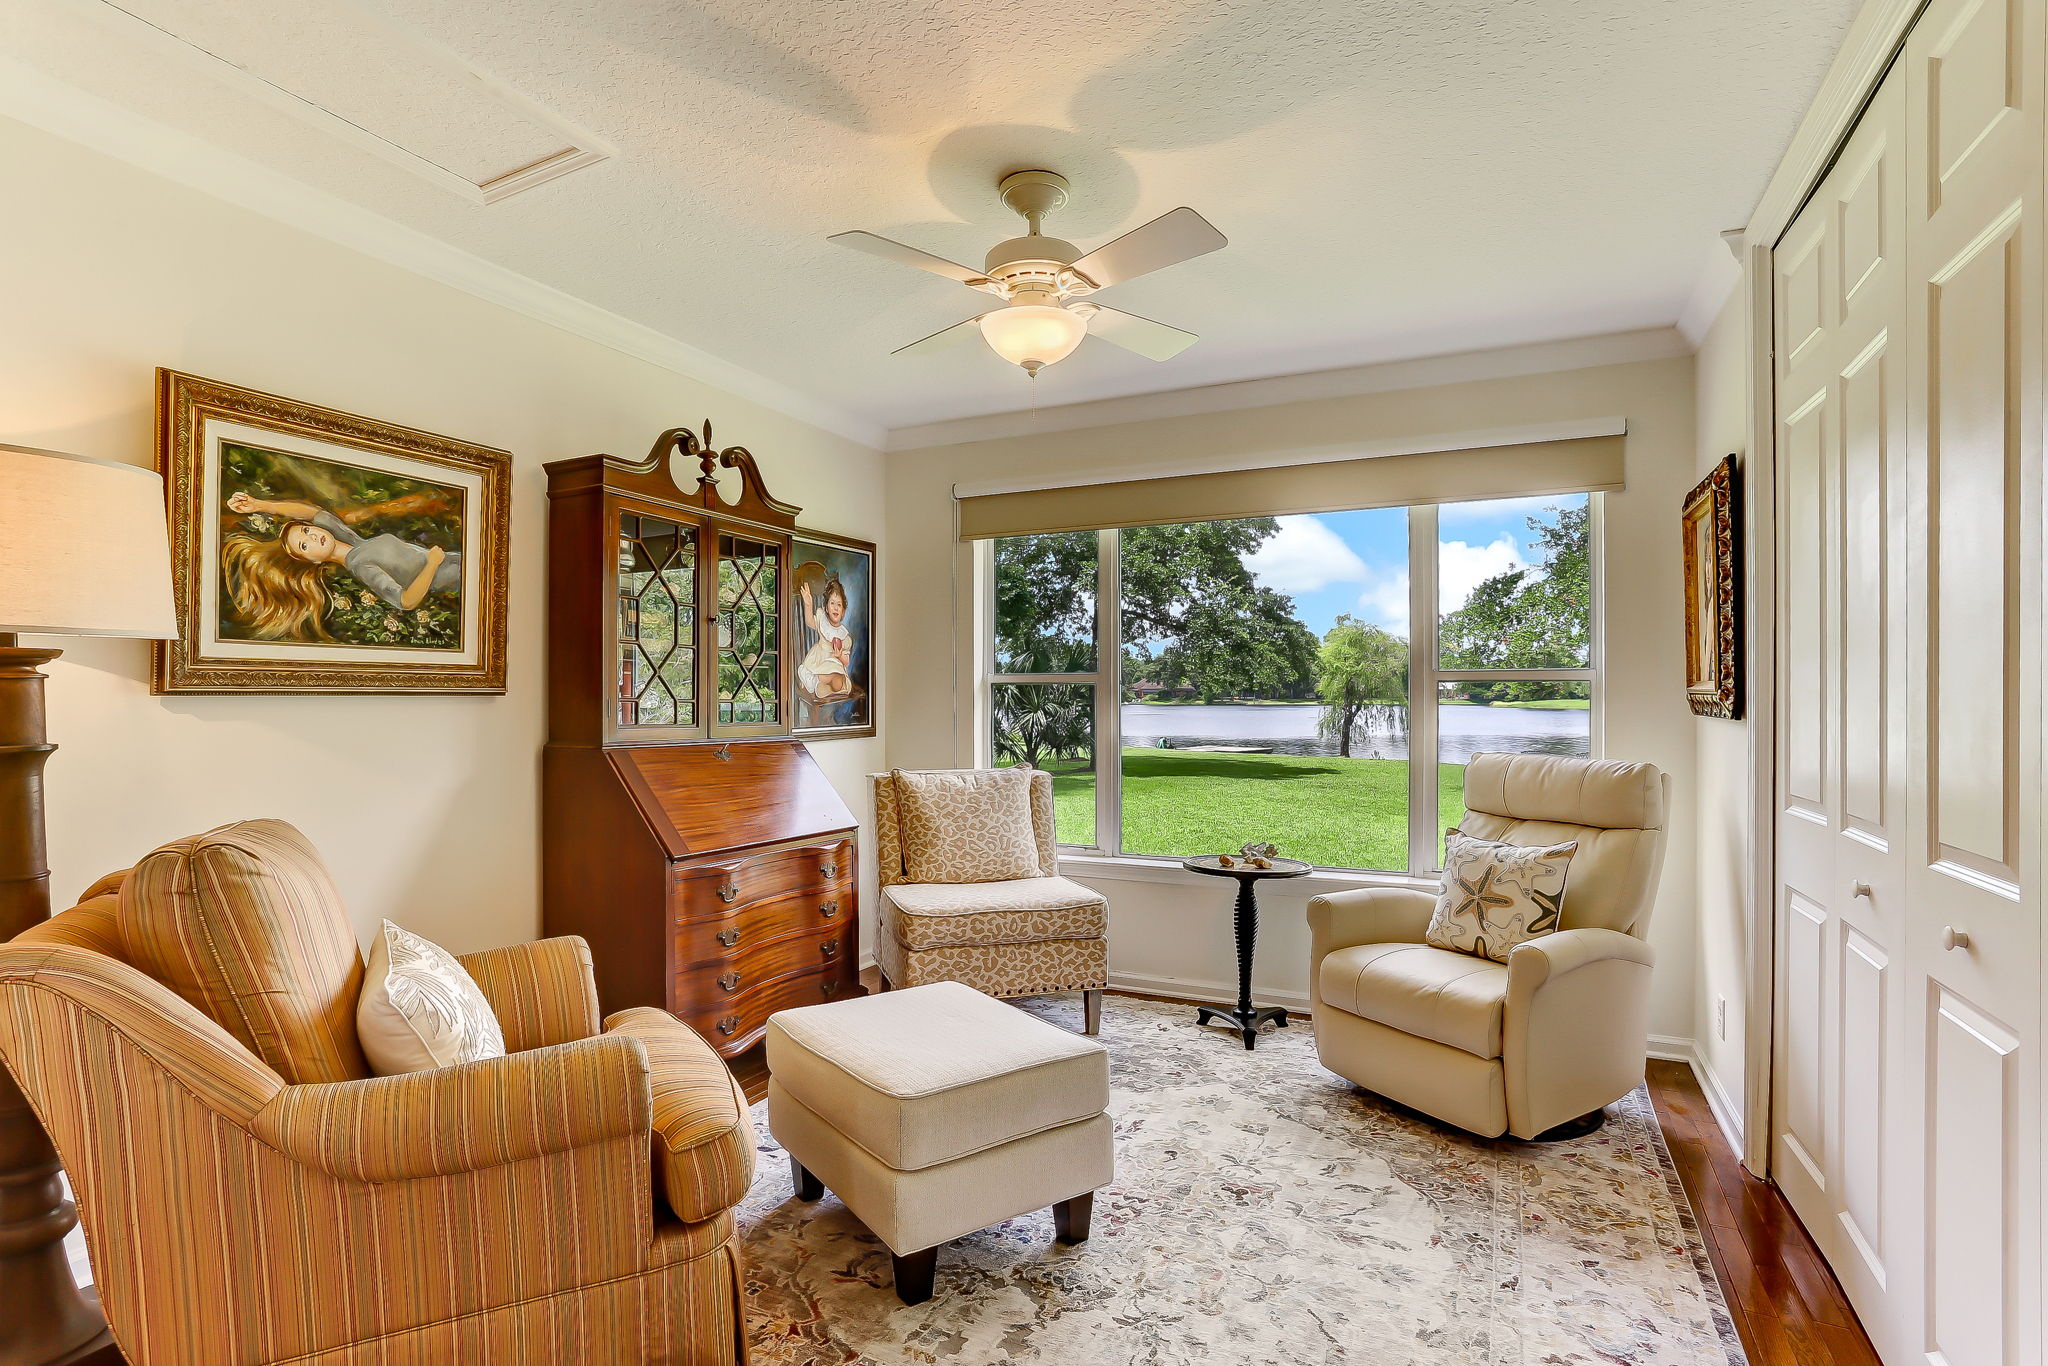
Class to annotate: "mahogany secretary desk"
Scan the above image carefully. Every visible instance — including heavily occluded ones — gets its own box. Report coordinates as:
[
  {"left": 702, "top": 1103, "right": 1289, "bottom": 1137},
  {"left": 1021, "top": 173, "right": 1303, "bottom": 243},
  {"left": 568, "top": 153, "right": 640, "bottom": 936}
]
[{"left": 542, "top": 424, "right": 861, "bottom": 1062}]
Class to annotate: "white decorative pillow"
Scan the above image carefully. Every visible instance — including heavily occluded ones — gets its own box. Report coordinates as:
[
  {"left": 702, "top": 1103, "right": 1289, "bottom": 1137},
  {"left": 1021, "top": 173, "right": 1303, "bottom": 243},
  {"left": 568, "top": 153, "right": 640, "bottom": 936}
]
[
  {"left": 892, "top": 768, "right": 1042, "bottom": 884},
  {"left": 356, "top": 920, "right": 507, "bottom": 1076},
  {"left": 1426, "top": 828, "right": 1577, "bottom": 963}
]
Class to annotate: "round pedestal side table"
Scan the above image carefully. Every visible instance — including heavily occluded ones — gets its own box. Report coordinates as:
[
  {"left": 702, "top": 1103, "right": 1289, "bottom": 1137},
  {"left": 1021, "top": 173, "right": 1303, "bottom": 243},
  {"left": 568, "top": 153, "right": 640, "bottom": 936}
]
[{"left": 1180, "top": 855, "right": 1311, "bottom": 1049}]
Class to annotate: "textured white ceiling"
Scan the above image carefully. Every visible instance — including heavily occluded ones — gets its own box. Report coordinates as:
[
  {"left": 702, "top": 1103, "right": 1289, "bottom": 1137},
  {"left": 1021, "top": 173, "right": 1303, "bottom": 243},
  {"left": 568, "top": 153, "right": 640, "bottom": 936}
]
[{"left": 6, "top": 0, "right": 1858, "bottom": 434}]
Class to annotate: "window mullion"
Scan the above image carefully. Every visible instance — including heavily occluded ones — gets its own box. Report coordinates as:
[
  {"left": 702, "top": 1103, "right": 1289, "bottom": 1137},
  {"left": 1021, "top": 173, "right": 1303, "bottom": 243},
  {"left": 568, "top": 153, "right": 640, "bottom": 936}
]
[
  {"left": 975, "top": 536, "right": 994, "bottom": 767},
  {"left": 1407, "top": 505, "right": 1441, "bottom": 875},
  {"left": 1096, "top": 527, "right": 1122, "bottom": 856},
  {"left": 1588, "top": 493, "right": 1606, "bottom": 757}
]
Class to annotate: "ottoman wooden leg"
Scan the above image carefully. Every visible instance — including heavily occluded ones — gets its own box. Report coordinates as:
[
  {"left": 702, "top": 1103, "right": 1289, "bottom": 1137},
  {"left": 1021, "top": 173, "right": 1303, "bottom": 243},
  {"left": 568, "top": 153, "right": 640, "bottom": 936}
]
[
  {"left": 1054, "top": 1191, "right": 1094, "bottom": 1244},
  {"left": 790, "top": 1156, "right": 824, "bottom": 1201},
  {"left": 891, "top": 1247, "right": 938, "bottom": 1304},
  {"left": 1083, "top": 989, "right": 1103, "bottom": 1035}
]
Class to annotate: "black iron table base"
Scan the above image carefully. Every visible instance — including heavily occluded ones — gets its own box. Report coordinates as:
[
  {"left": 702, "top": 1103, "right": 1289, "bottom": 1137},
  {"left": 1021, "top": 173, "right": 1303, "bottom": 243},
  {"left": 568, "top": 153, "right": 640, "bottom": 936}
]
[{"left": 1181, "top": 855, "right": 1311, "bottom": 1050}]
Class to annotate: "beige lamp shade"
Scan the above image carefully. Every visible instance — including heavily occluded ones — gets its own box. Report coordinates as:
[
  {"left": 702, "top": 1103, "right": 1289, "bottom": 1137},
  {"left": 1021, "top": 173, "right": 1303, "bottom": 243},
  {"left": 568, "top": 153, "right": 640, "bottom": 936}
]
[{"left": 0, "top": 443, "right": 178, "bottom": 638}]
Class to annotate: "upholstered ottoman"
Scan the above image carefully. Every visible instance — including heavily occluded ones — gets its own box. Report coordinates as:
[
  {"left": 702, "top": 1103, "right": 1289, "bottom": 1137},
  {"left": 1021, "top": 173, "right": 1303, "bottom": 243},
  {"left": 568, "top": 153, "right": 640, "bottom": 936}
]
[{"left": 766, "top": 980, "right": 1114, "bottom": 1304}]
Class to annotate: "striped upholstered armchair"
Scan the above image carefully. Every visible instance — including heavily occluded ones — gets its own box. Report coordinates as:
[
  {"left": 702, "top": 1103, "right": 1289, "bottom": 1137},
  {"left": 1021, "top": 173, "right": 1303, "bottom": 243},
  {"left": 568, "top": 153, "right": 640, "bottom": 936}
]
[{"left": 0, "top": 819, "right": 753, "bottom": 1366}]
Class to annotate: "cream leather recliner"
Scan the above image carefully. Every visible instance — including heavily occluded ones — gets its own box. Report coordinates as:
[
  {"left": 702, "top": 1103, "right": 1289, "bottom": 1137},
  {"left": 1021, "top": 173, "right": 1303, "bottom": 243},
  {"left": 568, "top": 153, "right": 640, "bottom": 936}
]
[{"left": 1307, "top": 752, "right": 1669, "bottom": 1140}]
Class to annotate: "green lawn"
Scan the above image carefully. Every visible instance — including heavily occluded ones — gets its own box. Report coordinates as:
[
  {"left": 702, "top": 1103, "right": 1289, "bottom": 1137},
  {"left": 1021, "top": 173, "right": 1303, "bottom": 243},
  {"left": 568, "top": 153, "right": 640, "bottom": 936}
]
[{"left": 1038, "top": 749, "right": 1466, "bottom": 870}]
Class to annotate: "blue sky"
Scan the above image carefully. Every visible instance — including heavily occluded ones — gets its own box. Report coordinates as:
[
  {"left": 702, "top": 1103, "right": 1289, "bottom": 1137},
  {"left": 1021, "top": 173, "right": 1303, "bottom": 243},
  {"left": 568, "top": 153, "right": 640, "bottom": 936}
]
[{"left": 1239, "top": 495, "right": 1584, "bottom": 640}]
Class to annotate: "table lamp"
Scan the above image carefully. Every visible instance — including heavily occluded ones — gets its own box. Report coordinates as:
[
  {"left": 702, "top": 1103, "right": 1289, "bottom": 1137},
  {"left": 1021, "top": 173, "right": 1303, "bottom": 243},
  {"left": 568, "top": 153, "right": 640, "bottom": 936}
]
[{"left": 0, "top": 442, "right": 177, "bottom": 1365}]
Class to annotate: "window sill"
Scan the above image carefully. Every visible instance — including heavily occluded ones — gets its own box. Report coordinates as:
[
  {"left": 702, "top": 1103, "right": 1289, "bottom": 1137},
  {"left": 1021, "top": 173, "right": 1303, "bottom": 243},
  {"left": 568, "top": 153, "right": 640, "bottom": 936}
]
[{"left": 1056, "top": 852, "right": 1439, "bottom": 898}]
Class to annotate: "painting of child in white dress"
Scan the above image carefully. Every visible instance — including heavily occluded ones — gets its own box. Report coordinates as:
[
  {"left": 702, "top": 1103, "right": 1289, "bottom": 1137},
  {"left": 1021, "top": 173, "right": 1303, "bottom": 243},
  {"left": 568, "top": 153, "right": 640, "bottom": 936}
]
[
  {"left": 215, "top": 441, "right": 466, "bottom": 651},
  {"left": 792, "top": 535, "right": 874, "bottom": 737}
]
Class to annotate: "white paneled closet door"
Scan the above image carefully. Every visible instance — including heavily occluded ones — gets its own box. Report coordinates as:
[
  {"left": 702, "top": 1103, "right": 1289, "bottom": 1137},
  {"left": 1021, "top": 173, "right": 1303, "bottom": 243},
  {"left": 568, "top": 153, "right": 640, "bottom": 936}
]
[
  {"left": 1772, "top": 52, "right": 1914, "bottom": 1358},
  {"left": 1771, "top": 1, "right": 2043, "bottom": 1364}
]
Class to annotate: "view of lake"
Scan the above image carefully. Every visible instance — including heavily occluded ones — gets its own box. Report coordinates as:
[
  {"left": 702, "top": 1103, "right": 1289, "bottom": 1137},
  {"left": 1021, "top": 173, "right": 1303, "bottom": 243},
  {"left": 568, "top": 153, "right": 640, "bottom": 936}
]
[{"left": 1120, "top": 702, "right": 1589, "bottom": 763}]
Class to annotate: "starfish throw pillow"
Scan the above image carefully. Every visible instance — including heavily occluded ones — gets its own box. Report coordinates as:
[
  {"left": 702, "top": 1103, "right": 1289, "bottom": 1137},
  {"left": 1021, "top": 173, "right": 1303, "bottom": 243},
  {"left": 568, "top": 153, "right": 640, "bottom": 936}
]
[{"left": 1426, "top": 828, "right": 1577, "bottom": 963}]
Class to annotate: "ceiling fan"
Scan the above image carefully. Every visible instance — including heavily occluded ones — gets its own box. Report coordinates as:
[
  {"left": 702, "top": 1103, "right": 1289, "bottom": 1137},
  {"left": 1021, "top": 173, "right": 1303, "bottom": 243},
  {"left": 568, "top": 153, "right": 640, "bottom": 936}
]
[{"left": 830, "top": 170, "right": 1227, "bottom": 377}]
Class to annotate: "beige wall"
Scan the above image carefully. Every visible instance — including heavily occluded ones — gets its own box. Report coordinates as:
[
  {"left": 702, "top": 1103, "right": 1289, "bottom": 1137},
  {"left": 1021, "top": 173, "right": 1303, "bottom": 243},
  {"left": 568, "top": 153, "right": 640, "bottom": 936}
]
[
  {"left": 885, "top": 348, "right": 1703, "bottom": 1040},
  {"left": 1690, "top": 289, "right": 1754, "bottom": 1128},
  {"left": 0, "top": 115, "right": 887, "bottom": 953}
]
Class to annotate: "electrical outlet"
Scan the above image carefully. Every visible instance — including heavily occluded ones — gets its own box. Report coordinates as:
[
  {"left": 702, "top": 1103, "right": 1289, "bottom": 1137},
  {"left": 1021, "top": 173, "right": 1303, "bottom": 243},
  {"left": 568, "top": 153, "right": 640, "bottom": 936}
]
[{"left": 1715, "top": 995, "right": 1728, "bottom": 1040}]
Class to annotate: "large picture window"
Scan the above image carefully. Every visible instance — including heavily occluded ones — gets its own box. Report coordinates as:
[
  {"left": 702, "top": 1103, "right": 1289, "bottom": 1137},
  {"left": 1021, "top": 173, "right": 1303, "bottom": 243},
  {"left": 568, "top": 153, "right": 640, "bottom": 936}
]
[{"left": 985, "top": 495, "right": 1598, "bottom": 874}]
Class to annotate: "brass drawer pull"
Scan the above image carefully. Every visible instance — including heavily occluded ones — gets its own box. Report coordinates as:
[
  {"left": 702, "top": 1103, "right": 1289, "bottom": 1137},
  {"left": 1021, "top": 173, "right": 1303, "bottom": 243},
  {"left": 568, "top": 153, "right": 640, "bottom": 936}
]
[
  {"left": 820, "top": 899, "right": 840, "bottom": 918},
  {"left": 821, "top": 941, "right": 840, "bottom": 960},
  {"left": 820, "top": 861, "right": 839, "bottom": 879},
  {"left": 716, "top": 1015, "right": 739, "bottom": 1036},
  {"left": 718, "top": 971, "right": 741, "bottom": 992},
  {"left": 716, "top": 927, "right": 740, "bottom": 948},
  {"left": 717, "top": 880, "right": 738, "bottom": 903},
  {"left": 821, "top": 979, "right": 838, "bottom": 998}
]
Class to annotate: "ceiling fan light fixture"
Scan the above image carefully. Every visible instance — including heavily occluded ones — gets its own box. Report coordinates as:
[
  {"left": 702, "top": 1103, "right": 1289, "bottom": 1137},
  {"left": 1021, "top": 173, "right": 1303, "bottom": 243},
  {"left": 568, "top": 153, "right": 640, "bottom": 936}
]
[{"left": 979, "top": 302, "right": 1087, "bottom": 376}]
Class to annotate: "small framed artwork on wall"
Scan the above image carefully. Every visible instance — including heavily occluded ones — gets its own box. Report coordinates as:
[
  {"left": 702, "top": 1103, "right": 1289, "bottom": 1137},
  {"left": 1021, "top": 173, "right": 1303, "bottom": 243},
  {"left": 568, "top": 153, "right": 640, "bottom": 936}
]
[
  {"left": 1681, "top": 453, "right": 1741, "bottom": 719},
  {"left": 791, "top": 529, "right": 876, "bottom": 739},
  {"left": 154, "top": 369, "right": 511, "bottom": 693}
]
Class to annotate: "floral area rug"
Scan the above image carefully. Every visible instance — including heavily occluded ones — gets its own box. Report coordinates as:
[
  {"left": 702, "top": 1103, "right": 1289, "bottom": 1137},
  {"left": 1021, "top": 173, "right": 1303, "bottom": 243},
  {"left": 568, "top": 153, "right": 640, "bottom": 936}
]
[{"left": 738, "top": 993, "right": 1745, "bottom": 1366}]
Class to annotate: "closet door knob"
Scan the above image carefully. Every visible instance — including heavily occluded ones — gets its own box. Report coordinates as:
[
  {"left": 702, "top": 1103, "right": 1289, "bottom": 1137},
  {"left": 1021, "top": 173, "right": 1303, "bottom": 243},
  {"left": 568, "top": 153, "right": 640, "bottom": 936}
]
[
  {"left": 1851, "top": 881, "right": 1873, "bottom": 899},
  {"left": 1942, "top": 926, "right": 1971, "bottom": 952}
]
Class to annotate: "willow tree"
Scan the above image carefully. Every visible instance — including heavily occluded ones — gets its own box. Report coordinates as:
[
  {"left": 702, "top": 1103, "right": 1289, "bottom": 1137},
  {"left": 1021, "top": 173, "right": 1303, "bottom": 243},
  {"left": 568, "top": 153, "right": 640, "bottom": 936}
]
[{"left": 1315, "top": 616, "right": 1408, "bottom": 757}]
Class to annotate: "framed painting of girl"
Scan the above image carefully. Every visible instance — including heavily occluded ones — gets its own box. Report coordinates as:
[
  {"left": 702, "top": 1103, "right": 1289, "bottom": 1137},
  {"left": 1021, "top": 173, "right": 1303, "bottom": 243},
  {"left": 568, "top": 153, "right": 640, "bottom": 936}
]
[
  {"left": 791, "top": 530, "right": 875, "bottom": 739},
  {"left": 153, "top": 370, "right": 510, "bottom": 693}
]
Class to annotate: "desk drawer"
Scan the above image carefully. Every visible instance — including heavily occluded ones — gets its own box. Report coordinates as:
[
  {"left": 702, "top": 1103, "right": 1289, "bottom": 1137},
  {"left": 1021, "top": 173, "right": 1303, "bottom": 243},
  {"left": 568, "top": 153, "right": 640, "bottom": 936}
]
[
  {"left": 679, "top": 960, "right": 858, "bottom": 1055},
  {"left": 675, "top": 922, "right": 852, "bottom": 1001},
  {"left": 673, "top": 839, "right": 852, "bottom": 920}
]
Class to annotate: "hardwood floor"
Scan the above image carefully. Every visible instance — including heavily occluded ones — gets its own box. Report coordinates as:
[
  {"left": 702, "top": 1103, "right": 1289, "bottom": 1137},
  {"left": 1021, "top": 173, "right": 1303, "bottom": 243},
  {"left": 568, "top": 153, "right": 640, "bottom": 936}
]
[{"left": 1646, "top": 1060, "right": 1881, "bottom": 1366}]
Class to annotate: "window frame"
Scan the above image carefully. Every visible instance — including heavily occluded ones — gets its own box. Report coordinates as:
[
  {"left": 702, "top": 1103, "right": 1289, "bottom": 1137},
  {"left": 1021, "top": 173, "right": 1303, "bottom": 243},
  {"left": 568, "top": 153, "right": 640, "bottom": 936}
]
[{"left": 981, "top": 497, "right": 1603, "bottom": 876}]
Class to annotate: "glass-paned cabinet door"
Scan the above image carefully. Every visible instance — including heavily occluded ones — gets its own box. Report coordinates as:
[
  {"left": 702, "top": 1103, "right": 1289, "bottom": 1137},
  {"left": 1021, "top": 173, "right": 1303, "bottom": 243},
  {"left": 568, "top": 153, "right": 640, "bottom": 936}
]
[
  {"left": 616, "top": 512, "right": 698, "bottom": 729},
  {"left": 716, "top": 532, "right": 782, "bottom": 728}
]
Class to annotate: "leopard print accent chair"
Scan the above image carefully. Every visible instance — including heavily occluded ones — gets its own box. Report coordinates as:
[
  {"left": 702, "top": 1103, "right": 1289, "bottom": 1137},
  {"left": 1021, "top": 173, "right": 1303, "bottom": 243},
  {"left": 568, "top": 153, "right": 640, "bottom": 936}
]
[{"left": 871, "top": 770, "right": 1107, "bottom": 1034}]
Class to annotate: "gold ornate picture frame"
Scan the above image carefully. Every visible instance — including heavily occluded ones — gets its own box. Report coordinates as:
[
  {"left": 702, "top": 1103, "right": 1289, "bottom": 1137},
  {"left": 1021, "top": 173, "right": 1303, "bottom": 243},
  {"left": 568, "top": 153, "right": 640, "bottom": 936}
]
[
  {"left": 153, "top": 370, "right": 510, "bottom": 693},
  {"left": 1681, "top": 453, "right": 1741, "bottom": 719}
]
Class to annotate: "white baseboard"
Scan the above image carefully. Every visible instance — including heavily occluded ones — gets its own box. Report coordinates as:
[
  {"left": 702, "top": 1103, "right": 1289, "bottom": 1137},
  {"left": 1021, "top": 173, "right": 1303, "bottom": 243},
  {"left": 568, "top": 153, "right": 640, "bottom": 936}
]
[
  {"left": 1645, "top": 1033, "right": 1694, "bottom": 1063},
  {"left": 1106, "top": 970, "right": 1315, "bottom": 1014},
  {"left": 1648, "top": 1035, "right": 1745, "bottom": 1156}
]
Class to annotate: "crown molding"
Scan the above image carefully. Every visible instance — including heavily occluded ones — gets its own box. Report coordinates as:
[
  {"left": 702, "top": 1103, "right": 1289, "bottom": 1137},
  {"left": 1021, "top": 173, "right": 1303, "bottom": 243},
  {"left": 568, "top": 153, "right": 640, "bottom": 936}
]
[
  {"left": 1744, "top": 0, "right": 1923, "bottom": 247},
  {"left": 0, "top": 58, "right": 888, "bottom": 450},
  {"left": 884, "top": 327, "right": 1690, "bottom": 451}
]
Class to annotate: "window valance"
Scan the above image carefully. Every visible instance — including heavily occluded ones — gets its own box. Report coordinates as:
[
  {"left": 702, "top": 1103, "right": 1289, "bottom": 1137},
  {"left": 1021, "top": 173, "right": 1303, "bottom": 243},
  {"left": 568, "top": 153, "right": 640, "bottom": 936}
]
[{"left": 954, "top": 423, "right": 1625, "bottom": 541}]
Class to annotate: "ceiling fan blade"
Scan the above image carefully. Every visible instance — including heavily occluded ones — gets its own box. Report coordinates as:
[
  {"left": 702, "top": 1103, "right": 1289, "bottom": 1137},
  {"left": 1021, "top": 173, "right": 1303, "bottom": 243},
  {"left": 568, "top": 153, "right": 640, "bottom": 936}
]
[
  {"left": 891, "top": 314, "right": 990, "bottom": 356},
  {"left": 829, "top": 231, "right": 988, "bottom": 286},
  {"left": 1081, "top": 305, "right": 1199, "bottom": 361},
  {"left": 1069, "top": 207, "right": 1227, "bottom": 290}
]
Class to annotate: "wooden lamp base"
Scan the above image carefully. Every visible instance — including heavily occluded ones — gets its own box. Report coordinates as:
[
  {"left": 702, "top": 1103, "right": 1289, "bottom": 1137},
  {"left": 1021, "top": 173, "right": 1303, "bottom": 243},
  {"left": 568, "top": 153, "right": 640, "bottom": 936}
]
[{"left": 0, "top": 638, "right": 117, "bottom": 1365}]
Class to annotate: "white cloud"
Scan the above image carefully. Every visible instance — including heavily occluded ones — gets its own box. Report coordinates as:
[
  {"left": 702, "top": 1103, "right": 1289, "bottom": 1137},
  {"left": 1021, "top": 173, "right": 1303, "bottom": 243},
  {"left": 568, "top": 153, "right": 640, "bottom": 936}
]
[
  {"left": 1241, "top": 515, "right": 1368, "bottom": 594},
  {"left": 1357, "top": 572, "right": 1410, "bottom": 637},
  {"left": 1438, "top": 495, "right": 1571, "bottom": 529},
  {"left": 1438, "top": 536, "right": 1529, "bottom": 611}
]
